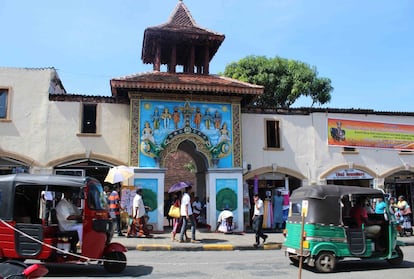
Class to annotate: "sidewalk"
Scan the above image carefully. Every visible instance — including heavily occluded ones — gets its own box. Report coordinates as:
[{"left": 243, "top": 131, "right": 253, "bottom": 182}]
[
  {"left": 112, "top": 228, "right": 414, "bottom": 251},
  {"left": 113, "top": 228, "right": 284, "bottom": 251}
]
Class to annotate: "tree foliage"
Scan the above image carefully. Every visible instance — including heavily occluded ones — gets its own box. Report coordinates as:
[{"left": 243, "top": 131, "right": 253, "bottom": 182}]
[{"left": 222, "top": 55, "right": 333, "bottom": 108}]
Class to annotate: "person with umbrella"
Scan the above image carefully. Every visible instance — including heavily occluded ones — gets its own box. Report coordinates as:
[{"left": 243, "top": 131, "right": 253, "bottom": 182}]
[
  {"left": 168, "top": 182, "right": 190, "bottom": 241},
  {"left": 179, "top": 185, "right": 199, "bottom": 243},
  {"left": 170, "top": 191, "right": 189, "bottom": 242}
]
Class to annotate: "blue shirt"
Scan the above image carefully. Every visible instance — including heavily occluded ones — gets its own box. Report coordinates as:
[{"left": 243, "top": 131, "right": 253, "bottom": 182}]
[{"left": 375, "top": 201, "right": 387, "bottom": 214}]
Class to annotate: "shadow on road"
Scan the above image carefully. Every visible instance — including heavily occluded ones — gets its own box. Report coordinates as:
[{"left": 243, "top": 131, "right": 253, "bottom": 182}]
[
  {"left": 45, "top": 263, "right": 153, "bottom": 277},
  {"left": 336, "top": 259, "right": 414, "bottom": 272},
  {"left": 291, "top": 259, "right": 414, "bottom": 274}
]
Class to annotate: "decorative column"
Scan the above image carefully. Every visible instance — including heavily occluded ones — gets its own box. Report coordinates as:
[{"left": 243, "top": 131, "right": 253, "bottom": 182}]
[
  {"left": 169, "top": 45, "right": 176, "bottom": 73},
  {"left": 203, "top": 45, "right": 209, "bottom": 75},
  {"left": 154, "top": 43, "right": 161, "bottom": 71},
  {"left": 189, "top": 46, "right": 195, "bottom": 74}
]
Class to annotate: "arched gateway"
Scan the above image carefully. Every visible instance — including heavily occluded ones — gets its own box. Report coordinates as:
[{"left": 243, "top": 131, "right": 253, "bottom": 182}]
[{"left": 109, "top": 1, "right": 263, "bottom": 231}]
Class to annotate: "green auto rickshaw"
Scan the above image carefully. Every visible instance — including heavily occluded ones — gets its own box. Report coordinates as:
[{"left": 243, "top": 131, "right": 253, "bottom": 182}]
[{"left": 283, "top": 185, "right": 404, "bottom": 273}]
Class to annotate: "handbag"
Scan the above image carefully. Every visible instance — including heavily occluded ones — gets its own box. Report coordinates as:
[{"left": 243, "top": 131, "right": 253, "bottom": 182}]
[
  {"left": 402, "top": 205, "right": 412, "bottom": 215},
  {"left": 168, "top": 205, "right": 181, "bottom": 218}
]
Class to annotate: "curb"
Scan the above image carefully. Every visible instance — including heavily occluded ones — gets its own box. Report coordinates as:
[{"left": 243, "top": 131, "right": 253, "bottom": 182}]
[
  {"left": 131, "top": 242, "right": 283, "bottom": 251},
  {"left": 120, "top": 236, "right": 414, "bottom": 252},
  {"left": 203, "top": 244, "right": 234, "bottom": 251},
  {"left": 264, "top": 243, "right": 283, "bottom": 250},
  {"left": 136, "top": 244, "right": 172, "bottom": 251},
  {"left": 129, "top": 240, "right": 414, "bottom": 250}
]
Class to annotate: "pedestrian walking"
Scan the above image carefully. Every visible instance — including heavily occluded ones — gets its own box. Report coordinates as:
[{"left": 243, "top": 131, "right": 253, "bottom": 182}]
[
  {"left": 396, "top": 195, "right": 413, "bottom": 236},
  {"left": 171, "top": 191, "right": 188, "bottom": 241},
  {"left": 179, "top": 185, "right": 199, "bottom": 243},
  {"left": 252, "top": 193, "right": 268, "bottom": 247},
  {"left": 108, "top": 183, "right": 124, "bottom": 236},
  {"left": 128, "top": 188, "right": 152, "bottom": 238}
]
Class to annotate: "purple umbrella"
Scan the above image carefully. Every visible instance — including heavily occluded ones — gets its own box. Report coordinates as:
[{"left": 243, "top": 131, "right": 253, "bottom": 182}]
[{"left": 168, "top": 181, "right": 190, "bottom": 193}]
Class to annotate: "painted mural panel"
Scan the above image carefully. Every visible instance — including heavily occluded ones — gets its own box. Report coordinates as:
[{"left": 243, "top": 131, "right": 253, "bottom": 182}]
[
  {"left": 139, "top": 100, "right": 233, "bottom": 168},
  {"left": 328, "top": 118, "right": 414, "bottom": 150},
  {"left": 120, "top": 185, "right": 136, "bottom": 216},
  {"left": 216, "top": 178, "right": 238, "bottom": 228},
  {"left": 131, "top": 178, "right": 158, "bottom": 223}
]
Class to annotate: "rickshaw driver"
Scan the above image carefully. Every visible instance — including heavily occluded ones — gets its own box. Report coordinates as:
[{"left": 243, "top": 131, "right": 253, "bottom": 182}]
[
  {"left": 350, "top": 196, "right": 384, "bottom": 250},
  {"left": 55, "top": 190, "right": 83, "bottom": 249}
]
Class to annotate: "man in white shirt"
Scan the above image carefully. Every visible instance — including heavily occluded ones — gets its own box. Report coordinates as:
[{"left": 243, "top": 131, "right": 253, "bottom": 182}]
[
  {"left": 252, "top": 193, "right": 268, "bottom": 247},
  {"left": 129, "top": 188, "right": 151, "bottom": 237},
  {"left": 179, "top": 185, "right": 199, "bottom": 243},
  {"left": 55, "top": 190, "right": 83, "bottom": 250}
]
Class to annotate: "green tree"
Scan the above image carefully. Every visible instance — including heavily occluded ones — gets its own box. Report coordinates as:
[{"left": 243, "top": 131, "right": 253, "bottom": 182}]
[{"left": 222, "top": 55, "right": 333, "bottom": 108}]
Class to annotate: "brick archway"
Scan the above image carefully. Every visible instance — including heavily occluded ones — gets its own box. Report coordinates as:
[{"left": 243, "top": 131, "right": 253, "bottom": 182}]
[
  {"left": 159, "top": 133, "right": 211, "bottom": 169},
  {"left": 160, "top": 134, "right": 209, "bottom": 199}
]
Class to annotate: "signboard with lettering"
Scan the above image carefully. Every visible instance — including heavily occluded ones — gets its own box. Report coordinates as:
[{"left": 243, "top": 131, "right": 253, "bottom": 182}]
[{"left": 326, "top": 169, "right": 373, "bottom": 180}]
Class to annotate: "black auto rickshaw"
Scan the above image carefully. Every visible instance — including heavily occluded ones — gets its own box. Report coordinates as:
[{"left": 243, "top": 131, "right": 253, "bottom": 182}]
[
  {"left": 283, "top": 185, "right": 404, "bottom": 273},
  {"left": 0, "top": 174, "right": 127, "bottom": 273}
]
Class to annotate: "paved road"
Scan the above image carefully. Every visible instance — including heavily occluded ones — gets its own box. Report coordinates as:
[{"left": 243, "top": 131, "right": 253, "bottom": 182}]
[{"left": 42, "top": 246, "right": 414, "bottom": 279}]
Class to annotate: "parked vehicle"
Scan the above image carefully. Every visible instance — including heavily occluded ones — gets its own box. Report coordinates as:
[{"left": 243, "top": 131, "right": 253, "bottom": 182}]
[
  {"left": 283, "top": 185, "right": 404, "bottom": 273},
  {"left": 0, "top": 174, "right": 127, "bottom": 273},
  {"left": 0, "top": 260, "right": 48, "bottom": 279}
]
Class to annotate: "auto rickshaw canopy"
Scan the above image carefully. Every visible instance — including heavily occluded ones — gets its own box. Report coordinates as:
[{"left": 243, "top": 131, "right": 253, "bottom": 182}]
[
  {"left": 0, "top": 174, "right": 90, "bottom": 221},
  {"left": 289, "top": 184, "right": 385, "bottom": 226}
]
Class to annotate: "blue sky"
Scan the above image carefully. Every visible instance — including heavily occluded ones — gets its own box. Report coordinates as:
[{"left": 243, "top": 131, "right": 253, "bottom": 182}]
[{"left": 1, "top": 0, "right": 413, "bottom": 112}]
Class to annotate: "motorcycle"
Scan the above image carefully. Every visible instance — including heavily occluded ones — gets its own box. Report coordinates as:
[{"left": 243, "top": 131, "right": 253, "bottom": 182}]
[{"left": 0, "top": 260, "right": 48, "bottom": 279}]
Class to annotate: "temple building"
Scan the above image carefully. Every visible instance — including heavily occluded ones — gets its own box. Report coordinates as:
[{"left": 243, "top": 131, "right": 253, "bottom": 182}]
[{"left": 109, "top": 1, "right": 263, "bottom": 230}]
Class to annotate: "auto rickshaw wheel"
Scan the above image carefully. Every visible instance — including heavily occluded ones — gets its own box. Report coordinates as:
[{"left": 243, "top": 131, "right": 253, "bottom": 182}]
[
  {"left": 103, "top": 251, "right": 127, "bottom": 273},
  {"left": 288, "top": 253, "right": 301, "bottom": 266},
  {"left": 315, "top": 252, "right": 336, "bottom": 273},
  {"left": 386, "top": 246, "right": 404, "bottom": 266}
]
